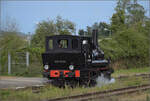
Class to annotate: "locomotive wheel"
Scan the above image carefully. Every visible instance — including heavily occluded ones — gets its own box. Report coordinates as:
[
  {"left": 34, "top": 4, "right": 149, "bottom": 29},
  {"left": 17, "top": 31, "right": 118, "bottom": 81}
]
[
  {"left": 65, "top": 79, "right": 78, "bottom": 88},
  {"left": 51, "top": 79, "right": 79, "bottom": 88},
  {"left": 50, "top": 79, "right": 98, "bottom": 88},
  {"left": 78, "top": 79, "right": 89, "bottom": 87},
  {"left": 78, "top": 78, "right": 97, "bottom": 87},
  {"left": 51, "top": 79, "right": 65, "bottom": 88},
  {"left": 88, "top": 79, "right": 97, "bottom": 87}
]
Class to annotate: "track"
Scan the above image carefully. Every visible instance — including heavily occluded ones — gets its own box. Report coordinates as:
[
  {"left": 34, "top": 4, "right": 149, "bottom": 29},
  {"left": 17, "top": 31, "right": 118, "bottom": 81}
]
[
  {"left": 116, "top": 73, "right": 150, "bottom": 79},
  {"left": 0, "top": 73, "right": 149, "bottom": 100},
  {"left": 46, "top": 84, "right": 150, "bottom": 101}
]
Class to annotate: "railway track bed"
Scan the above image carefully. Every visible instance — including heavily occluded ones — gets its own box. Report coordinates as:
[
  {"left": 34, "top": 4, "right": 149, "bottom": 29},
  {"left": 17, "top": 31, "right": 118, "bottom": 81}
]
[
  {"left": 47, "top": 84, "right": 150, "bottom": 101},
  {"left": 116, "top": 73, "right": 150, "bottom": 79},
  {"left": 0, "top": 73, "right": 149, "bottom": 101}
]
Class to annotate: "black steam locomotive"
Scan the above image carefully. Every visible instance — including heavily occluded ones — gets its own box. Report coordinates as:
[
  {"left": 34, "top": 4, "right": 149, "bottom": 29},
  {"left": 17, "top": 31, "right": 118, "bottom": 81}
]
[{"left": 42, "top": 30, "right": 113, "bottom": 87}]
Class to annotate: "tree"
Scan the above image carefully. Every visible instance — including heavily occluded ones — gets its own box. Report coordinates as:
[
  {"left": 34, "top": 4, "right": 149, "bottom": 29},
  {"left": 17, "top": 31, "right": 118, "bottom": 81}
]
[
  {"left": 142, "top": 18, "right": 150, "bottom": 37},
  {"left": 78, "top": 22, "right": 111, "bottom": 37},
  {"left": 115, "top": 0, "right": 130, "bottom": 11},
  {"left": 31, "top": 20, "right": 56, "bottom": 48},
  {"left": 86, "top": 26, "right": 92, "bottom": 36},
  {"left": 98, "top": 22, "right": 111, "bottom": 37},
  {"left": 111, "top": 10, "right": 125, "bottom": 33},
  {"left": 126, "top": 0, "right": 146, "bottom": 25},
  {"left": 2, "top": 16, "right": 20, "bottom": 32},
  {"left": 0, "top": 18, "right": 28, "bottom": 73},
  {"left": 56, "top": 16, "right": 76, "bottom": 35},
  {"left": 31, "top": 16, "right": 76, "bottom": 48},
  {"left": 0, "top": 17, "right": 25, "bottom": 52},
  {"left": 78, "top": 29, "right": 85, "bottom": 36},
  {"left": 0, "top": 31, "right": 27, "bottom": 72},
  {"left": 0, "top": 32, "right": 26, "bottom": 53},
  {"left": 111, "top": 0, "right": 126, "bottom": 33},
  {"left": 111, "top": 0, "right": 146, "bottom": 33}
]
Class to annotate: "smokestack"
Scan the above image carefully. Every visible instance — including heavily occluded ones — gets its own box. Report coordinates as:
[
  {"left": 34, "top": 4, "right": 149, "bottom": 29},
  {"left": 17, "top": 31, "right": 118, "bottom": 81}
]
[{"left": 92, "top": 29, "right": 98, "bottom": 48}]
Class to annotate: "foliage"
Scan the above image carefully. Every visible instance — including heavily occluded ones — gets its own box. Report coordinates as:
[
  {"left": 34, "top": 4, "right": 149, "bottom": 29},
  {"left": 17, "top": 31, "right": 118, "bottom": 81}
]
[
  {"left": 126, "top": 0, "right": 146, "bottom": 25},
  {"left": 111, "top": 9, "right": 125, "bottom": 33},
  {"left": 0, "top": 31, "right": 27, "bottom": 72},
  {"left": 0, "top": 32, "right": 27, "bottom": 53},
  {"left": 98, "top": 22, "right": 111, "bottom": 37},
  {"left": 31, "top": 16, "right": 76, "bottom": 48},
  {"left": 99, "top": 0, "right": 149, "bottom": 68},
  {"left": 78, "top": 29, "right": 85, "bottom": 36},
  {"left": 78, "top": 22, "right": 111, "bottom": 37},
  {"left": 100, "top": 25, "right": 149, "bottom": 68}
]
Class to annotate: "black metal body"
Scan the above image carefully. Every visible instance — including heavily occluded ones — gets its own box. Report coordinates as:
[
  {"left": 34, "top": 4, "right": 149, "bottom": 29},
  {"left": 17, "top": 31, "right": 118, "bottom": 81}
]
[{"left": 42, "top": 30, "right": 113, "bottom": 86}]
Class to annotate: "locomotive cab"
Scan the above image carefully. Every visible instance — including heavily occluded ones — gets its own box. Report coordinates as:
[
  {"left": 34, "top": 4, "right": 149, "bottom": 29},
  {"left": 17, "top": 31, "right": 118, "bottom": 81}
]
[{"left": 42, "top": 30, "right": 114, "bottom": 87}]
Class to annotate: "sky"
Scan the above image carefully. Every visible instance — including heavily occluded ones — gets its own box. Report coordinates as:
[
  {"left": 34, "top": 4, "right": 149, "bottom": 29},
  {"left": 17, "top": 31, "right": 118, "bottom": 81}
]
[{"left": 0, "top": 0, "right": 149, "bottom": 34}]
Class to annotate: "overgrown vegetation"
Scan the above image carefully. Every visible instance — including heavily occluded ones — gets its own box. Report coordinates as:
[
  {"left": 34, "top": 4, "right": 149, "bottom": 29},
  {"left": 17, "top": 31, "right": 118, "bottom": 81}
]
[
  {"left": 100, "top": 27, "right": 149, "bottom": 69},
  {"left": 0, "top": 76, "right": 149, "bottom": 101}
]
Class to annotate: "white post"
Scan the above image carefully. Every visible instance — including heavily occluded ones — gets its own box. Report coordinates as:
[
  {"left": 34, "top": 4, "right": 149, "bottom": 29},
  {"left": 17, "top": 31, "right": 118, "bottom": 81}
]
[
  {"left": 26, "top": 33, "right": 31, "bottom": 67},
  {"left": 27, "top": 32, "right": 31, "bottom": 46},
  {"left": 26, "top": 52, "right": 29, "bottom": 67},
  {"left": 8, "top": 53, "right": 11, "bottom": 74}
]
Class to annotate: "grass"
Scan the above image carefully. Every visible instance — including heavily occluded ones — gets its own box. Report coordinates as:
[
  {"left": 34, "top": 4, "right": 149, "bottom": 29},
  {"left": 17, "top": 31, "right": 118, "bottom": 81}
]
[
  {"left": 97, "top": 90, "right": 150, "bottom": 101},
  {"left": 0, "top": 76, "right": 149, "bottom": 101},
  {"left": 0, "top": 62, "right": 43, "bottom": 77},
  {"left": 0, "top": 73, "right": 42, "bottom": 78},
  {"left": 0, "top": 67, "right": 149, "bottom": 101},
  {"left": 112, "top": 67, "right": 150, "bottom": 77}
]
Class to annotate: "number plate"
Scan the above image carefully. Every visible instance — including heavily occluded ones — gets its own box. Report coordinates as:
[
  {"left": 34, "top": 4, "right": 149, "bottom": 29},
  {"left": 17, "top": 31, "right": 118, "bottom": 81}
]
[{"left": 50, "top": 70, "right": 80, "bottom": 77}]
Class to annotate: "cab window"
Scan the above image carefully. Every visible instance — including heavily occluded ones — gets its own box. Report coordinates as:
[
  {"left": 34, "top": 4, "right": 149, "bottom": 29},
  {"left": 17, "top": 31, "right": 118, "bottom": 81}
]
[
  {"left": 58, "top": 39, "right": 68, "bottom": 48},
  {"left": 49, "top": 39, "right": 53, "bottom": 49}
]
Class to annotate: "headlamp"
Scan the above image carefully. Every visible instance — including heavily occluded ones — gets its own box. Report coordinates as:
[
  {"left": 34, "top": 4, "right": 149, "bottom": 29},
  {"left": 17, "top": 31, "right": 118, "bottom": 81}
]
[
  {"left": 69, "top": 65, "right": 74, "bottom": 70},
  {"left": 44, "top": 65, "right": 49, "bottom": 70}
]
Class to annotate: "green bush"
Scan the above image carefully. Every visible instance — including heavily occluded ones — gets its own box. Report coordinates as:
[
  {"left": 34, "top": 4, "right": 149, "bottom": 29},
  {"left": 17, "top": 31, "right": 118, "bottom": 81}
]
[{"left": 100, "top": 28, "right": 149, "bottom": 68}]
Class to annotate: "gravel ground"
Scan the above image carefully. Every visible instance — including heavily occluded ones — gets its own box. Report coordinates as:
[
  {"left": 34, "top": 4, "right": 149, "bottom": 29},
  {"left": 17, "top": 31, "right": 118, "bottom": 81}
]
[{"left": 0, "top": 77, "right": 49, "bottom": 89}]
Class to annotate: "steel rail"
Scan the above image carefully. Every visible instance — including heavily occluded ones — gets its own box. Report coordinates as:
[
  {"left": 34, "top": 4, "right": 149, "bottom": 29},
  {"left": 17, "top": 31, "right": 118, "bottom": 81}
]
[
  {"left": 116, "top": 73, "right": 150, "bottom": 79},
  {"left": 46, "top": 84, "right": 150, "bottom": 101}
]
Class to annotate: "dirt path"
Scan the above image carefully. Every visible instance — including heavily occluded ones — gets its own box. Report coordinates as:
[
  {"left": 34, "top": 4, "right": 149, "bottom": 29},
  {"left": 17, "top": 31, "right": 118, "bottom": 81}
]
[{"left": 0, "top": 76, "right": 48, "bottom": 89}]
